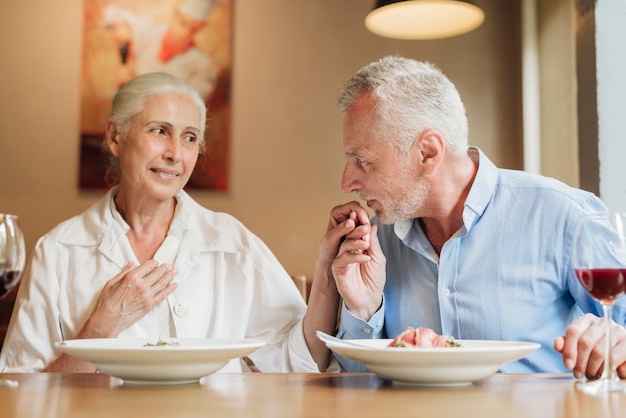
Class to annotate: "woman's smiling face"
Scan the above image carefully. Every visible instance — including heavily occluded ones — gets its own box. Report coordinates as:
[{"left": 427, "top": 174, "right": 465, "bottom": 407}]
[{"left": 111, "top": 92, "right": 202, "bottom": 202}]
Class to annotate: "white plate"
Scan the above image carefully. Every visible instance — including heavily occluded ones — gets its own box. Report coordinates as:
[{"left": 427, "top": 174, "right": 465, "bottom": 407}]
[
  {"left": 55, "top": 338, "right": 265, "bottom": 385},
  {"left": 317, "top": 331, "right": 540, "bottom": 387}
]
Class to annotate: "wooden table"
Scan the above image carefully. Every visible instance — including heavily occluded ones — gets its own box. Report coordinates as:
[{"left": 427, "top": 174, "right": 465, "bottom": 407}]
[{"left": 1, "top": 372, "right": 625, "bottom": 417}]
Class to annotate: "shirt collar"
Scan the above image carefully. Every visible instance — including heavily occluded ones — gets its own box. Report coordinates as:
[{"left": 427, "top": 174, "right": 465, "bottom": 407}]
[
  {"left": 108, "top": 187, "right": 185, "bottom": 236},
  {"left": 394, "top": 219, "right": 412, "bottom": 240},
  {"left": 462, "top": 147, "right": 497, "bottom": 227},
  {"left": 57, "top": 188, "right": 237, "bottom": 271}
]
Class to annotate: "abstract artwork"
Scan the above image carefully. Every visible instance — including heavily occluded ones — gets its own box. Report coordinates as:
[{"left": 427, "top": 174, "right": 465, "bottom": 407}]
[{"left": 79, "top": 0, "right": 232, "bottom": 190}]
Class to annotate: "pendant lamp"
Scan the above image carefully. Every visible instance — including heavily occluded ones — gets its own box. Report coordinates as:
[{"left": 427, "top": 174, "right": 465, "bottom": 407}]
[{"left": 365, "top": 0, "right": 484, "bottom": 40}]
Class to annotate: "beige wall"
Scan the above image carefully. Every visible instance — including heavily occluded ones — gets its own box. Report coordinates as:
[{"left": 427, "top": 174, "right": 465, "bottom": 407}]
[
  {"left": 538, "top": 0, "right": 578, "bottom": 187},
  {"left": 0, "top": 0, "right": 527, "bottom": 278}
]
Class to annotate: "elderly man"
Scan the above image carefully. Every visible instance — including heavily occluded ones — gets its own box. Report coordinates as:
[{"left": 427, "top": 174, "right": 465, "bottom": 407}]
[{"left": 312, "top": 55, "right": 626, "bottom": 381}]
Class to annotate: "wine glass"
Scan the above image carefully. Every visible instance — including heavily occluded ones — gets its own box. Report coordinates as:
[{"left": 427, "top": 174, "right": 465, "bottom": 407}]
[
  {"left": 573, "top": 212, "right": 626, "bottom": 394},
  {"left": 0, "top": 214, "right": 25, "bottom": 388},
  {"left": 0, "top": 214, "right": 25, "bottom": 299}
]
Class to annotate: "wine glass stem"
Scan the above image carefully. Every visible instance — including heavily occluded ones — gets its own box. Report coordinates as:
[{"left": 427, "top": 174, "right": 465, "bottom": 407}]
[{"left": 603, "top": 303, "right": 618, "bottom": 381}]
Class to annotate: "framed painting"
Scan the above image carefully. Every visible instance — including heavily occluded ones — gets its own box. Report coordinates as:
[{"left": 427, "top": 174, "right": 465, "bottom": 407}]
[{"left": 78, "top": 0, "right": 232, "bottom": 190}]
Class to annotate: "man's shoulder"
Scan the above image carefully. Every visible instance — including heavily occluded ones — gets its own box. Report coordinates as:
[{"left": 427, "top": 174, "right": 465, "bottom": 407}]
[
  {"left": 498, "top": 169, "right": 590, "bottom": 198},
  {"left": 495, "top": 169, "right": 605, "bottom": 216}
]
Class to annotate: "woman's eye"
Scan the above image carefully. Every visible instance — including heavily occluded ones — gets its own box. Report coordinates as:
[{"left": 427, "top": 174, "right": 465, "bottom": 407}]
[{"left": 184, "top": 134, "right": 197, "bottom": 143}]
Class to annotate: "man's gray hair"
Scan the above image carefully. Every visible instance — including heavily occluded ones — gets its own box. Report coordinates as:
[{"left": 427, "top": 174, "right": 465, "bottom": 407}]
[{"left": 338, "top": 56, "right": 468, "bottom": 156}]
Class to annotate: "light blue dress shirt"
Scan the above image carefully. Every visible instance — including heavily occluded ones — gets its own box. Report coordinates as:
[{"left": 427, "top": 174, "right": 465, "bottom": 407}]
[{"left": 336, "top": 148, "right": 626, "bottom": 373}]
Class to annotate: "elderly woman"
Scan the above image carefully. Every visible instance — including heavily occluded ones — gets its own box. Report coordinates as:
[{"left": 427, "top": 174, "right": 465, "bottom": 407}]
[{"left": 0, "top": 72, "right": 330, "bottom": 373}]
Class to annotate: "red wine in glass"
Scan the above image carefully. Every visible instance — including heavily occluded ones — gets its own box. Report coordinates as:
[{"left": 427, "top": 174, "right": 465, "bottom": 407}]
[
  {"left": 573, "top": 212, "right": 626, "bottom": 394},
  {"left": 1, "top": 270, "right": 21, "bottom": 299},
  {"left": 0, "top": 214, "right": 25, "bottom": 300},
  {"left": 575, "top": 268, "right": 626, "bottom": 304},
  {"left": 0, "top": 214, "right": 25, "bottom": 388}
]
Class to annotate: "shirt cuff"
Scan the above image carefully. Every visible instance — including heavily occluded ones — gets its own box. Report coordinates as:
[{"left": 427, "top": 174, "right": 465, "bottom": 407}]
[{"left": 336, "top": 296, "right": 385, "bottom": 340}]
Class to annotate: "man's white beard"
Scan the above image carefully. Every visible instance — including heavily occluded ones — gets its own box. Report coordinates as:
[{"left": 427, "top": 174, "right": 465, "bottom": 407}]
[{"left": 359, "top": 174, "right": 430, "bottom": 225}]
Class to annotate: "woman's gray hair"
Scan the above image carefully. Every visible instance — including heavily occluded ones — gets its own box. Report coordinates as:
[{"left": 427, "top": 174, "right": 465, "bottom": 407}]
[
  {"left": 338, "top": 56, "right": 468, "bottom": 156},
  {"left": 102, "top": 72, "right": 207, "bottom": 185}
]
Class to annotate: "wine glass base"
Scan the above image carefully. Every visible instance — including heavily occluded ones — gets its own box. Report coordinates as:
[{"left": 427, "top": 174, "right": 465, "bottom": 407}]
[
  {"left": 576, "top": 377, "right": 626, "bottom": 395},
  {"left": 0, "top": 379, "right": 19, "bottom": 389}
]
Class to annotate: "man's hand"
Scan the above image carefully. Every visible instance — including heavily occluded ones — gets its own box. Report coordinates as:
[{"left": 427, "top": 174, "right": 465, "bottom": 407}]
[
  {"left": 315, "top": 201, "right": 386, "bottom": 321},
  {"left": 306, "top": 201, "right": 375, "bottom": 371},
  {"left": 318, "top": 201, "right": 371, "bottom": 268},
  {"left": 554, "top": 313, "right": 626, "bottom": 379},
  {"left": 332, "top": 221, "right": 385, "bottom": 321}
]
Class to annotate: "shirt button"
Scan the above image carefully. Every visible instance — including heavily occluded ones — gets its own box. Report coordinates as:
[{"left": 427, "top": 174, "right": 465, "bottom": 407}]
[
  {"left": 442, "top": 288, "right": 451, "bottom": 297},
  {"left": 174, "top": 302, "right": 191, "bottom": 318},
  {"left": 363, "top": 328, "right": 371, "bottom": 334}
]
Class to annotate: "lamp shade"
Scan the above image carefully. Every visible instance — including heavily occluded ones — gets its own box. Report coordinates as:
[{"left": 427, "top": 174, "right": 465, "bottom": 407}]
[{"left": 365, "top": 0, "right": 484, "bottom": 40}]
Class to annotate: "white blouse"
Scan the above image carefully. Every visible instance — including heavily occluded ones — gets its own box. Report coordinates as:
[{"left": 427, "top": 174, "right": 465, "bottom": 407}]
[{"left": 0, "top": 188, "right": 317, "bottom": 373}]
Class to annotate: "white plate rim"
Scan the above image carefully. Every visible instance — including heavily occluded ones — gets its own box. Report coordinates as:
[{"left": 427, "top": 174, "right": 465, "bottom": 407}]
[
  {"left": 55, "top": 337, "right": 266, "bottom": 351},
  {"left": 53, "top": 338, "right": 266, "bottom": 384},
  {"left": 325, "top": 338, "right": 540, "bottom": 352},
  {"left": 324, "top": 338, "right": 540, "bottom": 361},
  {"left": 322, "top": 337, "right": 540, "bottom": 386}
]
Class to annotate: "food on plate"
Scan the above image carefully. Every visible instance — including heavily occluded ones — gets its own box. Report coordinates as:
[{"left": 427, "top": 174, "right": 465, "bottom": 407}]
[
  {"left": 388, "top": 327, "right": 461, "bottom": 348},
  {"left": 143, "top": 340, "right": 180, "bottom": 347}
]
